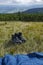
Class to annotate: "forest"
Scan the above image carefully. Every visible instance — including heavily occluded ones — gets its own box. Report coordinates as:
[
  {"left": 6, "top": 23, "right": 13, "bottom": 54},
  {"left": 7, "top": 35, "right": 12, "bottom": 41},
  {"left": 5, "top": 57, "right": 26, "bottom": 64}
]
[{"left": 0, "top": 12, "right": 43, "bottom": 21}]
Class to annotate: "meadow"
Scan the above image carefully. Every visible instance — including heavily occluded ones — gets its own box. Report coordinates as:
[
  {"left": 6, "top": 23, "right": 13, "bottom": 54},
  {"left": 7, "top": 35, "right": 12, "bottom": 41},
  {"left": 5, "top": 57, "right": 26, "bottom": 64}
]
[{"left": 0, "top": 21, "right": 43, "bottom": 56}]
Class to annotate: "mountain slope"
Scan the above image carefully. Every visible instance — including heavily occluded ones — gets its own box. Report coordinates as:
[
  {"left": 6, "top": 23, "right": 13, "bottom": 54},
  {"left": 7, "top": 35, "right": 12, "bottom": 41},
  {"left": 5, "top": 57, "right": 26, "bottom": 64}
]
[{"left": 23, "top": 8, "right": 43, "bottom": 13}]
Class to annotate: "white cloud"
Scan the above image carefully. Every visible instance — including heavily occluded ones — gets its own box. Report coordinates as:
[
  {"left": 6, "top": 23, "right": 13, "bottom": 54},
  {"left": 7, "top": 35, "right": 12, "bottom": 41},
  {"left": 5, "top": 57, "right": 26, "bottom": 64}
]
[
  {"left": 0, "top": 0, "right": 43, "bottom": 5},
  {"left": 36, "top": 0, "right": 43, "bottom": 2}
]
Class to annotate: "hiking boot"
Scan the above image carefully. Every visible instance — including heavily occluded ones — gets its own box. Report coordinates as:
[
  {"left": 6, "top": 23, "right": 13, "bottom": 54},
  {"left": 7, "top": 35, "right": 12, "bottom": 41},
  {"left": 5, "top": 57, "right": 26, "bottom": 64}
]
[
  {"left": 11, "top": 32, "right": 26, "bottom": 44},
  {"left": 17, "top": 32, "right": 26, "bottom": 43},
  {"left": 14, "top": 37, "right": 22, "bottom": 43}
]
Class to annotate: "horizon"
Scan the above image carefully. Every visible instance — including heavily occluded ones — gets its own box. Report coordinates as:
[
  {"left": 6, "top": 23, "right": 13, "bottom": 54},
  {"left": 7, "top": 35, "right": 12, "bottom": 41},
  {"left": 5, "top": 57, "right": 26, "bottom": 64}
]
[{"left": 0, "top": 0, "right": 43, "bottom": 13}]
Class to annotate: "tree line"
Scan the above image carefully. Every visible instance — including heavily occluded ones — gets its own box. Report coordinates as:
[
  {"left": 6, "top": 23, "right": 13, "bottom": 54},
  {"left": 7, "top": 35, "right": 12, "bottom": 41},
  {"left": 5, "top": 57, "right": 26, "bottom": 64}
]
[{"left": 0, "top": 12, "right": 43, "bottom": 21}]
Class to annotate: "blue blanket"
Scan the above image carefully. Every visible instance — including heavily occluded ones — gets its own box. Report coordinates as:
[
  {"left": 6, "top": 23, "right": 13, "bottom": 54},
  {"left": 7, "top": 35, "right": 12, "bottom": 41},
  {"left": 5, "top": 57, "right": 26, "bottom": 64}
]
[{"left": 0, "top": 52, "right": 43, "bottom": 65}]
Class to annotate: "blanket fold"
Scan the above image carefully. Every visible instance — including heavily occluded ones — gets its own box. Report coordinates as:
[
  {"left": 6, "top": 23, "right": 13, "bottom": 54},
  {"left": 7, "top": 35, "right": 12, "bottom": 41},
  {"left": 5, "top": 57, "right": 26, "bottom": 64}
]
[{"left": 0, "top": 52, "right": 43, "bottom": 65}]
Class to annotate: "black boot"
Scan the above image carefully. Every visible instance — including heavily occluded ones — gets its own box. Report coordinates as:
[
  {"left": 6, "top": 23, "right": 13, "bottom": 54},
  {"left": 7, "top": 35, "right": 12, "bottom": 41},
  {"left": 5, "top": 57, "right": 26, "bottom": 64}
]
[
  {"left": 17, "top": 32, "right": 26, "bottom": 43},
  {"left": 12, "top": 33, "right": 22, "bottom": 44}
]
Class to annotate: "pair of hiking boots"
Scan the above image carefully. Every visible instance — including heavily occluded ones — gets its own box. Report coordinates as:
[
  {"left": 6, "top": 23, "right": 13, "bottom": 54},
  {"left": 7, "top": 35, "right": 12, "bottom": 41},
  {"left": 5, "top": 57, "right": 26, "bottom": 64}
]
[{"left": 12, "top": 32, "right": 26, "bottom": 44}]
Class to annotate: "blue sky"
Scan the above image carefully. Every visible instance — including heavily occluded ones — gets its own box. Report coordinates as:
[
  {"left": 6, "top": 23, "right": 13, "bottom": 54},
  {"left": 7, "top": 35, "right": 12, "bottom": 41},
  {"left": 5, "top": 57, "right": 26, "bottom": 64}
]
[{"left": 0, "top": 0, "right": 43, "bottom": 5}]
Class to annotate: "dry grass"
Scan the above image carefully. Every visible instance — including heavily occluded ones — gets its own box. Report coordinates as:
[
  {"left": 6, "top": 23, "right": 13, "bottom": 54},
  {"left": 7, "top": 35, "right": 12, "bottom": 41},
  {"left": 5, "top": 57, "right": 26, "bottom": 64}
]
[{"left": 0, "top": 21, "right": 43, "bottom": 56}]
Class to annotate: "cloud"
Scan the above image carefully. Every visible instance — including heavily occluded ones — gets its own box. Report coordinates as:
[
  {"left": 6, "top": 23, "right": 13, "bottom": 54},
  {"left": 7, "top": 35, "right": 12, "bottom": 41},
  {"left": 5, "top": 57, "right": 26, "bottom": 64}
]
[
  {"left": 0, "top": 0, "right": 43, "bottom": 5},
  {"left": 36, "top": 0, "right": 43, "bottom": 2}
]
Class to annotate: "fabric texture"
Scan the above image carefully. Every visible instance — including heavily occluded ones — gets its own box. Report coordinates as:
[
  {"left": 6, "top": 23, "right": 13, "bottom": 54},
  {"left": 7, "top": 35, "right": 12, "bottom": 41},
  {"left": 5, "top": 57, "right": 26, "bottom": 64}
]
[{"left": 0, "top": 52, "right": 43, "bottom": 65}]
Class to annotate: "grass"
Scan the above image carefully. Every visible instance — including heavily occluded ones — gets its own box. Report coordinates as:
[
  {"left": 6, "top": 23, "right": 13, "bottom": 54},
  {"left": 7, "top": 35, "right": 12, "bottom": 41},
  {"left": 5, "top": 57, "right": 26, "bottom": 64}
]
[{"left": 0, "top": 21, "right": 43, "bottom": 56}]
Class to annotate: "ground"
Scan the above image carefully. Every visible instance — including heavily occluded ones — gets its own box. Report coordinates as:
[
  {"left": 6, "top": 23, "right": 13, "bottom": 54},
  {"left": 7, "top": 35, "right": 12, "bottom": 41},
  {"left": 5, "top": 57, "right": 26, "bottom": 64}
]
[{"left": 0, "top": 21, "right": 43, "bottom": 56}]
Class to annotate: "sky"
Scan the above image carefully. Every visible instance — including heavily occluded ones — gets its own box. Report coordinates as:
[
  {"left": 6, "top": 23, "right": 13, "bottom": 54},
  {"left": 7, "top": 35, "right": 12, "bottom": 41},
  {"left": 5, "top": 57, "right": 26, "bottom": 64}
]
[{"left": 0, "top": 0, "right": 43, "bottom": 5}]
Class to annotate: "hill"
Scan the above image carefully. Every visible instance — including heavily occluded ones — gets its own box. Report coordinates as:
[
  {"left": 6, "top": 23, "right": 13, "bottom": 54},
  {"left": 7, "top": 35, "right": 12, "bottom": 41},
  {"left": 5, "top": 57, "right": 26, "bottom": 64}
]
[{"left": 23, "top": 8, "right": 43, "bottom": 13}]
